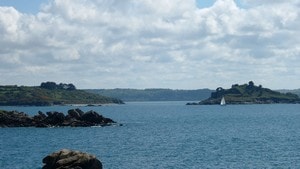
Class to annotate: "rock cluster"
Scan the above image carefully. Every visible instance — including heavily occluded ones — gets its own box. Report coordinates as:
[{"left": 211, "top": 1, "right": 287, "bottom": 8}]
[
  {"left": 42, "top": 149, "right": 102, "bottom": 169},
  {"left": 0, "top": 109, "right": 116, "bottom": 127}
]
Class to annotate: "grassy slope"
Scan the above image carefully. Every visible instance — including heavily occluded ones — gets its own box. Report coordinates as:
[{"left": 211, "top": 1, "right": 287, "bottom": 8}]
[
  {"left": 0, "top": 86, "right": 123, "bottom": 106},
  {"left": 226, "top": 85, "right": 298, "bottom": 103},
  {"left": 277, "top": 89, "right": 300, "bottom": 97}
]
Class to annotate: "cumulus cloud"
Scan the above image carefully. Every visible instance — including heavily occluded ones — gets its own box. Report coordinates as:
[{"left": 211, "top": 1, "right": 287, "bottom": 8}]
[{"left": 0, "top": 0, "right": 299, "bottom": 89}]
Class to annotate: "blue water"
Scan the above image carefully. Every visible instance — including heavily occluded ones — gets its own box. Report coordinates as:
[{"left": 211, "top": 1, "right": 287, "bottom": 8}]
[{"left": 1, "top": 102, "right": 300, "bottom": 169}]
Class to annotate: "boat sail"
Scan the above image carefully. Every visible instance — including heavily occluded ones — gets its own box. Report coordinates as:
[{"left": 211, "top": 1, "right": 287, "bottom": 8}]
[{"left": 220, "top": 96, "right": 226, "bottom": 106}]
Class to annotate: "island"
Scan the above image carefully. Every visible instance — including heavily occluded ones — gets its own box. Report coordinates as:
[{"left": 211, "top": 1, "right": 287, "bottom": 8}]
[
  {"left": 0, "top": 82, "right": 124, "bottom": 106},
  {"left": 187, "top": 81, "right": 300, "bottom": 105}
]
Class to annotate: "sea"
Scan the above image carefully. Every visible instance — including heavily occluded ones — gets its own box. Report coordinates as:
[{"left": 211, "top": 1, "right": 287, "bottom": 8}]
[{"left": 1, "top": 102, "right": 300, "bottom": 169}]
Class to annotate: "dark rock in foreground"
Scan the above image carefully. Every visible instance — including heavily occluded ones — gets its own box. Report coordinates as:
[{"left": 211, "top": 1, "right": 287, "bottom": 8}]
[
  {"left": 42, "top": 149, "right": 102, "bottom": 169},
  {"left": 0, "top": 109, "right": 116, "bottom": 127}
]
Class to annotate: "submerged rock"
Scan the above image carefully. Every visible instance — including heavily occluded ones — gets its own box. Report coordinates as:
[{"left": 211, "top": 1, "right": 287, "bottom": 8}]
[{"left": 42, "top": 149, "right": 102, "bottom": 169}]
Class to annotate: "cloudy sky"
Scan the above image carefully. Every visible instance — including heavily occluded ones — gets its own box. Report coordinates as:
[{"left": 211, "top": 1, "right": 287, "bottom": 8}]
[{"left": 0, "top": 0, "right": 299, "bottom": 89}]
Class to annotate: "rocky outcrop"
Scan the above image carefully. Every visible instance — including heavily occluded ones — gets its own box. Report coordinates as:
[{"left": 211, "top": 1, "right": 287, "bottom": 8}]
[
  {"left": 42, "top": 149, "right": 102, "bottom": 169},
  {"left": 0, "top": 109, "right": 116, "bottom": 127},
  {"left": 67, "top": 108, "right": 84, "bottom": 120},
  {"left": 0, "top": 110, "right": 33, "bottom": 127}
]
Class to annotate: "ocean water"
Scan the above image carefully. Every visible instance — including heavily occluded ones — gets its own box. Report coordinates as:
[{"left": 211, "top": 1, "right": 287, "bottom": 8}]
[{"left": 1, "top": 102, "right": 300, "bottom": 169}]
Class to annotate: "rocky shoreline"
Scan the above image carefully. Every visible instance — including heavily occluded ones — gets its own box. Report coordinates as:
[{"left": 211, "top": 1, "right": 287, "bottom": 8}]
[{"left": 0, "top": 108, "right": 117, "bottom": 127}]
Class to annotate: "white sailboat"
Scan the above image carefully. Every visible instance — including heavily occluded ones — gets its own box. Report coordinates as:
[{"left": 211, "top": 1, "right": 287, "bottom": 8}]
[{"left": 220, "top": 96, "right": 226, "bottom": 106}]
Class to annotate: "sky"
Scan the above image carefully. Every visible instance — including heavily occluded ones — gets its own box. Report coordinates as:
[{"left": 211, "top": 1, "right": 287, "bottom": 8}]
[{"left": 0, "top": 0, "right": 300, "bottom": 90}]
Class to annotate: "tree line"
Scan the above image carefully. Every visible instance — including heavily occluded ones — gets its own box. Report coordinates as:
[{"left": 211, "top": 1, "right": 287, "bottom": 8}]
[{"left": 40, "top": 82, "right": 76, "bottom": 90}]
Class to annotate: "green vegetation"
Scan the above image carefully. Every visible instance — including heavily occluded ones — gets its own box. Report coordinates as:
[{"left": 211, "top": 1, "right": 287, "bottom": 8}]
[
  {"left": 196, "top": 81, "right": 300, "bottom": 105},
  {"left": 85, "top": 88, "right": 213, "bottom": 102},
  {"left": 0, "top": 82, "right": 123, "bottom": 106},
  {"left": 40, "top": 82, "right": 76, "bottom": 90},
  {"left": 277, "top": 89, "right": 300, "bottom": 97}
]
